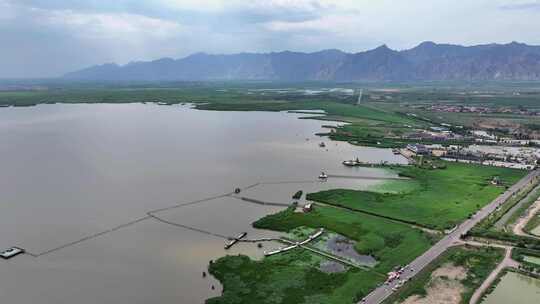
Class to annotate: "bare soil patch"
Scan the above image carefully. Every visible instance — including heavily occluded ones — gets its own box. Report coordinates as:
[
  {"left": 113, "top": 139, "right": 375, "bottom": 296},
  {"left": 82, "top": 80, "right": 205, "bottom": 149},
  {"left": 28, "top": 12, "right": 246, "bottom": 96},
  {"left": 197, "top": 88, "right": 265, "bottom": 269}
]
[{"left": 401, "top": 263, "right": 467, "bottom": 304}]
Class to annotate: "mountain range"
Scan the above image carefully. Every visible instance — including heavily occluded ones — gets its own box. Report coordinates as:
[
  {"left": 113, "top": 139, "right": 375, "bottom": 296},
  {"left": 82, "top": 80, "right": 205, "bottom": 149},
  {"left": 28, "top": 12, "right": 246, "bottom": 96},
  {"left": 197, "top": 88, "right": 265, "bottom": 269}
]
[{"left": 65, "top": 42, "right": 540, "bottom": 82}]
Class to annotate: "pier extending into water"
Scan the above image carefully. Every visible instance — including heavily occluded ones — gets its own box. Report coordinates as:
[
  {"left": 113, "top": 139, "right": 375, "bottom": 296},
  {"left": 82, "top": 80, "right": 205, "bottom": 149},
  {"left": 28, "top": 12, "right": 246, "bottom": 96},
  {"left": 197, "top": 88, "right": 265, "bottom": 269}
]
[
  {"left": 263, "top": 229, "right": 324, "bottom": 256},
  {"left": 259, "top": 229, "right": 374, "bottom": 271},
  {"left": 224, "top": 232, "right": 248, "bottom": 249},
  {"left": 327, "top": 174, "right": 407, "bottom": 181}
]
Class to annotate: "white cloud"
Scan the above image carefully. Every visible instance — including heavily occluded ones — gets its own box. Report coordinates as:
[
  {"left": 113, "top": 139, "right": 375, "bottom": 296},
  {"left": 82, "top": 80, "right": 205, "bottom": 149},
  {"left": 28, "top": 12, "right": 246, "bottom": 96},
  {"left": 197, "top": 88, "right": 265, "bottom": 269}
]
[{"left": 44, "top": 10, "right": 185, "bottom": 40}]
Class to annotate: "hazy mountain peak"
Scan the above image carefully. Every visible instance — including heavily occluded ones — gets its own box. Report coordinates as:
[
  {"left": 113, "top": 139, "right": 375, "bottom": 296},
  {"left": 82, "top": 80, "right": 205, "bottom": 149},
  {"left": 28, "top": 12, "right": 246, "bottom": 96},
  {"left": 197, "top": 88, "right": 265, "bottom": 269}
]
[
  {"left": 65, "top": 42, "right": 540, "bottom": 81},
  {"left": 374, "top": 44, "right": 392, "bottom": 51},
  {"left": 416, "top": 41, "right": 438, "bottom": 48}
]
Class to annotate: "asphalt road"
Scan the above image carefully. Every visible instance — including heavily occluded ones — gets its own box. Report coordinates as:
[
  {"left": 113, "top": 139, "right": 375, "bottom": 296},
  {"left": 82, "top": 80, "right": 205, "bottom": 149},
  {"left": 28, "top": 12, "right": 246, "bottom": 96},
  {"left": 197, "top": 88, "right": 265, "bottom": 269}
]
[{"left": 360, "top": 169, "right": 540, "bottom": 304}]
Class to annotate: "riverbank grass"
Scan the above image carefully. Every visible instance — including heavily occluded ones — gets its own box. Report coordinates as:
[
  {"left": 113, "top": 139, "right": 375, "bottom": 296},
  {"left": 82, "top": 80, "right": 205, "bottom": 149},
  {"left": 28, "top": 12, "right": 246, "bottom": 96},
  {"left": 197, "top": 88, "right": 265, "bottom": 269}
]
[
  {"left": 308, "top": 162, "right": 526, "bottom": 230},
  {"left": 207, "top": 204, "right": 434, "bottom": 304}
]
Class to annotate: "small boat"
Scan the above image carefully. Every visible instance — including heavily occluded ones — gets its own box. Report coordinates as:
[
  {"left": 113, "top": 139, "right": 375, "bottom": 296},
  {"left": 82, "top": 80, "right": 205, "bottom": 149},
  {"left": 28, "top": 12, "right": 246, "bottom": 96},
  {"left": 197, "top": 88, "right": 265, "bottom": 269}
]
[
  {"left": 343, "top": 158, "right": 362, "bottom": 167},
  {"left": 0, "top": 247, "right": 24, "bottom": 259},
  {"left": 392, "top": 149, "right": 401, "bottom": 155},
  {"left": 318, "top": 172, "right": 328, "bottom": 180},
  {"left": 342, "top": 160, "right": 356, "bottom": 167},
  {"left": 319, "top": 142, "right": 326, "bottom": 148}
]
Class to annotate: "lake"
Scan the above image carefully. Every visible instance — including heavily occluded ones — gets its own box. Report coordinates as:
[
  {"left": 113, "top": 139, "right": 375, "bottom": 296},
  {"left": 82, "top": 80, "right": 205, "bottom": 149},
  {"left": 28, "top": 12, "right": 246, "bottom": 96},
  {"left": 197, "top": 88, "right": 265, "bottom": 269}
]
[{"left": 0, "top": 103, "right": 405, "bottom": 304}]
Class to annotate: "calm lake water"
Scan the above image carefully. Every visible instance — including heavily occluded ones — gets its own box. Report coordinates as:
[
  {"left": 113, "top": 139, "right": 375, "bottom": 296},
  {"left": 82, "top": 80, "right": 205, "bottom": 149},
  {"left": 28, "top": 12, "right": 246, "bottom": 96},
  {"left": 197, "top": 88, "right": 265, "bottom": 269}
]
[
  {"left": 0, "top": 104, "right": 406, "bottom": 304},
  {"left": 481, "top": 271, "right": 540, "bottom": 304}
]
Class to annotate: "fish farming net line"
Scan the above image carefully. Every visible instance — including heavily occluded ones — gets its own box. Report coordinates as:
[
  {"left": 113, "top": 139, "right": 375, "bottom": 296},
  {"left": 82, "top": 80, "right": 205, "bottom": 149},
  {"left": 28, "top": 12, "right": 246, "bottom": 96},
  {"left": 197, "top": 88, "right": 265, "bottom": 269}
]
[
  {"left": 18, "top": 176, "right": 342, "bottom": 258},
  {"left": 257, "top": 180, "right": 317, "bottom": 185},
  {"left": 146, "top": 213, "right": 230, "bottom": 240},
  {"left": 25, "top": 216, "right": 152, "bottom": 257},
  {"left": 231, "top": 196, "right": 292, "bottom": 207},
  {"left": 24, "top": 192, "right": 234, "bottom": 257},
  {"left": 147, "top": 193, "right": 231, "bottom": 214}
]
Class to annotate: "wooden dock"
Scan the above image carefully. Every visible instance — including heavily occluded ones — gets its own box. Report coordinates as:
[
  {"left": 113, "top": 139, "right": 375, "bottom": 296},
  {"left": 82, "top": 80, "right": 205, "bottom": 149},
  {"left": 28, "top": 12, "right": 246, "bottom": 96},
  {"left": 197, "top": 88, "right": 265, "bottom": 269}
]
[
  {"left": 263, "top": 229, "right": 324, "bottom": 256},
  {"left": 224, "top": 232, "right": 248, "bottom": 249}
]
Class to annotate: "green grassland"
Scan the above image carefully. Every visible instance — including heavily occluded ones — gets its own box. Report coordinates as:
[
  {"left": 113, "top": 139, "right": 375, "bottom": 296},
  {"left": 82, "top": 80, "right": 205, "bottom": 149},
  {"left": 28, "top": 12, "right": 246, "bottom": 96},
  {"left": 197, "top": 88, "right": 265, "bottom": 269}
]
[
  {"left": 307, "top": 162, "right": 526, "bottom": 230},
  {"left": 382, "top": 246, "right": 504, "bottom": 304},
  {"left": 207, "top": 204, "right": 433, "bottom": 304},
  {"left": 206, "top": 250, "right": 382, "bottom": 304},
  {"left": 253, "top": 205, "right": 434, "bottom": 272},
  {"left": 361, "top": 84, "right": 540, "bottom": 109}
]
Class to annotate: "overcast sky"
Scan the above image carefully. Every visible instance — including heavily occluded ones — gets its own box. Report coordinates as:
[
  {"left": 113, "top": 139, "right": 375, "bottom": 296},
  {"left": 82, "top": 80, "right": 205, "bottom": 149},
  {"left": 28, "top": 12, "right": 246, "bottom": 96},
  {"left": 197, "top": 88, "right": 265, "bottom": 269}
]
[{"left": 2, "top": 0, "right": 540, "bottom": 78}]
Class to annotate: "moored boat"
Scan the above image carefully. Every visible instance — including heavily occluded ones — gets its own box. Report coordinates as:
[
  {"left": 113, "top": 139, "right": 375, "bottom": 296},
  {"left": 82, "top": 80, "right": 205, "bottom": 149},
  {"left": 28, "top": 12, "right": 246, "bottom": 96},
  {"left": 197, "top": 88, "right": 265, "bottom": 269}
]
[{"left": 0, "top": 247, "right": 24, "bottom": 259}]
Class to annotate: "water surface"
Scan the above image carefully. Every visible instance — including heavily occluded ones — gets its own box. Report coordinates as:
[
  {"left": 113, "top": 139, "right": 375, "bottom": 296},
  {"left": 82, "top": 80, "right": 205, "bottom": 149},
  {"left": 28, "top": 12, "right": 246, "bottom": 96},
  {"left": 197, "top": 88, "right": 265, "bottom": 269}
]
[
  {"left": 0, "top": 104, "right": 406, "bottom": 304},
  {"left": 481, "top": 271, "right": 540, "bottom": 304}
]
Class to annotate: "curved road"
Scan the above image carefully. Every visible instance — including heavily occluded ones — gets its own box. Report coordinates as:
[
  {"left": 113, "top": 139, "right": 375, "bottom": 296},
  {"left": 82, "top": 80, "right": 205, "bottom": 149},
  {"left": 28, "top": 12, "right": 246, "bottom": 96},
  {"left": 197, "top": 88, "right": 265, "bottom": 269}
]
[
  {"left": 513, "top": 198, "right": 540, "bottom": 238},
  {"left": 360, "top": 169, "right": 540, "bottom": 304}
]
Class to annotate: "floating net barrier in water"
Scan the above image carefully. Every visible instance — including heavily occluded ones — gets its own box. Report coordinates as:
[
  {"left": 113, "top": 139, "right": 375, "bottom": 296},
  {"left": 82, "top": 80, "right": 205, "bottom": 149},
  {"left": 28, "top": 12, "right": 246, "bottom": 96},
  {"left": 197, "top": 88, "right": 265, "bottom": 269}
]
[
  {"left": 24, "top": 216, "right": 152, "bottom": 257},
  {"left": 23, "top": 191, "right": 234, "bottom": 257},
  {"left": 147, "top": 193, "right": 232, "bottom": 214},
  {"left": 256, "top": 180, "right": 318, "bottom": 185},
  {"left": 241, "top": 182, "right": 261, "bottom": 191},
  {"left": 230, "top": 196, "right": 292, "bottom": 207},
  {"left": 18, "top": 174, "right": 374, "bottom": 258},
  {"left": 146, "top": 213, "right": 230, "bottom": 240}
]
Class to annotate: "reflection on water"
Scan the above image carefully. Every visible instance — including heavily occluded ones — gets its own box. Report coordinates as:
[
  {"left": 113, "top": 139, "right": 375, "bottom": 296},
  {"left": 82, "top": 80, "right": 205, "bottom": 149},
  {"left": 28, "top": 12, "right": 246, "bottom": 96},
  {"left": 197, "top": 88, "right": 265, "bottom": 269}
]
[
  {"left": 481, "top": 271, "right": 540, "bottom": 304},
  {"left": 0, "top": 104, "right": 407, "bottom": 304}
]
